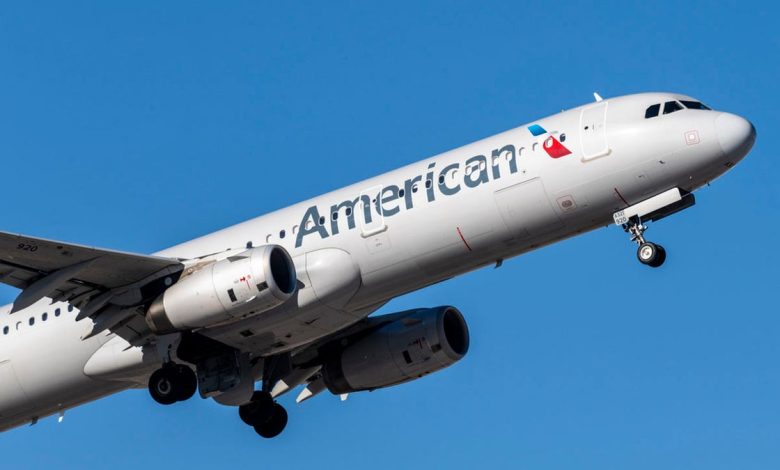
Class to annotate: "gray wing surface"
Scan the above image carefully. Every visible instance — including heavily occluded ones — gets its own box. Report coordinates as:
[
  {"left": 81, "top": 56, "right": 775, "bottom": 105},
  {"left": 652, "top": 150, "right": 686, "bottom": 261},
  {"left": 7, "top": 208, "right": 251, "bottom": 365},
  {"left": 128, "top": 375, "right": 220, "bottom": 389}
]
[{"left": 0, "top": 231, "right": 183, "bottom": 315}]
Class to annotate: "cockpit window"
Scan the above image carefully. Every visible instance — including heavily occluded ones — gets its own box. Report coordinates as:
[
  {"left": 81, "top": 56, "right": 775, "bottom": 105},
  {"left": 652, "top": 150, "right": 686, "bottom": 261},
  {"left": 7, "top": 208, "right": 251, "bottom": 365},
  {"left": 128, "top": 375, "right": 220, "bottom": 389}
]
[
  {"left": 645, "top": 104, "right": 660, "bottom": 119},
  {"left": 680, "top": 100, "right": 711, "bottom": 110},
  {"left": 663, "top": 101, "right": 683, "bottom": 115}
]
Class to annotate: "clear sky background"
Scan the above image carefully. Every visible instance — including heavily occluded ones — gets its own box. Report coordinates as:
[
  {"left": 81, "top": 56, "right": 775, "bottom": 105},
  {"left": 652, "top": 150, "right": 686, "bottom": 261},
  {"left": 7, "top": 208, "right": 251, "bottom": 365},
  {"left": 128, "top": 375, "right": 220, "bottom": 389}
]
[{"left": 0, "top": 1, "right": 777, "bottom": 469}]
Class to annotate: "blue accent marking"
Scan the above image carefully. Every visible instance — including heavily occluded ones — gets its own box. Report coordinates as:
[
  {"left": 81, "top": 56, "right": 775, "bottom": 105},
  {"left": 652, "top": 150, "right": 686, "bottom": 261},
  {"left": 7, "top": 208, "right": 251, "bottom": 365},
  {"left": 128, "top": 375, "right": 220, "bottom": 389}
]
[{"left": 528, "top": 124, "right": 547, "bottom": 136}]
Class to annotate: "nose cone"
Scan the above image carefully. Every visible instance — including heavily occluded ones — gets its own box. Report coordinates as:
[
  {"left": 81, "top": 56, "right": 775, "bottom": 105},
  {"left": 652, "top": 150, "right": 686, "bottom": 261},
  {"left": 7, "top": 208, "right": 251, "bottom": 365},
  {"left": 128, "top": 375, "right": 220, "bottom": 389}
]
[{"left": 716, "top": 112, "right": 756, "bottom": 161}]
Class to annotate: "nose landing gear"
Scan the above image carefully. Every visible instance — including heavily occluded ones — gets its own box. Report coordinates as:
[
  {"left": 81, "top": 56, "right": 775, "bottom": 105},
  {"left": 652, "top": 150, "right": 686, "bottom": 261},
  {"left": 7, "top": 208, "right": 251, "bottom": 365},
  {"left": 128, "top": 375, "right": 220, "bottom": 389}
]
[
  {"left": 624, "top": 217, "right": 666, "bottom": 268},
  {"left": 637, "top": 241, "right": 666, "bottom": 267}
]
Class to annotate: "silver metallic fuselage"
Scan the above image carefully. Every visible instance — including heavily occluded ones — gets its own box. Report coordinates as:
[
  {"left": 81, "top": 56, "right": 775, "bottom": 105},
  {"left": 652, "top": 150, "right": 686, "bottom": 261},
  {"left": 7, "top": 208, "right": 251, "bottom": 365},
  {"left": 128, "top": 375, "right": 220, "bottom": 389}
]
[{"left": 0, "top": 92, "right": 755, "bottom": 431}]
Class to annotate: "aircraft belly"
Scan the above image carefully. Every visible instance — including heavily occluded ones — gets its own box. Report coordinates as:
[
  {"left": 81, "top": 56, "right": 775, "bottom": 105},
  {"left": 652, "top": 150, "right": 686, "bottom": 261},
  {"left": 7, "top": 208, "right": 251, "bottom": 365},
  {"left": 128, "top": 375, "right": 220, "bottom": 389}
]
[
  {"left": 14, "top": 333, "right": 103, "bottom": 402},
  {"left": 0, "top": 361, "right": 29, "bottom": 417},
  {"left": 203, "top": 302, "right": 377, "bottom": 356},
  {"left": 0, "top": 315, "right": 127, "bottom": 431}
]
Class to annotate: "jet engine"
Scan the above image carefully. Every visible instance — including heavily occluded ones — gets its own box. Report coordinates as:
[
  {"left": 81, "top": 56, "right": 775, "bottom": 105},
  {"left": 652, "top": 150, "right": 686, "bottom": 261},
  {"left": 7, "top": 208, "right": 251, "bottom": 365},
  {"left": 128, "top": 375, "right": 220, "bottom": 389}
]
[
  {"left": 146, "top": 245, "right": 297, "bottom": 333},
  {"left": 321, "top": 306, "right": 469, "bottom": 394}
]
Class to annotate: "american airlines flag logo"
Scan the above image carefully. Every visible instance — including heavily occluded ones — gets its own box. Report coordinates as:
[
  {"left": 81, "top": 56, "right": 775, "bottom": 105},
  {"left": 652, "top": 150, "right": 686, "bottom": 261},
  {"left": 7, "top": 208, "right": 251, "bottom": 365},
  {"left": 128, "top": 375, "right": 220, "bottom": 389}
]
[{"left": 528, "top": 124, "right": 572, "bottom": 159}]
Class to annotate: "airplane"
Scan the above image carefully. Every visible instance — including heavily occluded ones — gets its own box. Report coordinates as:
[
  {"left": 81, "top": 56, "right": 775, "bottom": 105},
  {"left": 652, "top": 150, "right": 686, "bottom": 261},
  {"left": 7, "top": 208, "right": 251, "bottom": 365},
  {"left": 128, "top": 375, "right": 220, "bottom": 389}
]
[{"left": 0, "top": 92, "right": 755, "bottom": 438}]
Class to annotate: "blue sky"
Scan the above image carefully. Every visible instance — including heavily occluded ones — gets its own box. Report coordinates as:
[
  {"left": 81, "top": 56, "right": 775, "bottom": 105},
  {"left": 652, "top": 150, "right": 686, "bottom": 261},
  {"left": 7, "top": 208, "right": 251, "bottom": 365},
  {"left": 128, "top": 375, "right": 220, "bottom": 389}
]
[{"left": 0, "top": 1, "right": 777, "bottom": 468}]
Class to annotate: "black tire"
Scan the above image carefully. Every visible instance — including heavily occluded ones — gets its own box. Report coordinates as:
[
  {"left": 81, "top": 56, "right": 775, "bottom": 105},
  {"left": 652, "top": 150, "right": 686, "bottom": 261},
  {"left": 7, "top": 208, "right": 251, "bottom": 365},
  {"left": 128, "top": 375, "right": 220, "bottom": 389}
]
[
  {"left": 172, "top": 364, "right": 197, "bottom": 402},
  {"left": 148, "top": 368, "right": 178, "bottom": 405},
  {"left": 636, "top": 242, "right": 659, "bottom": 266},
  {"left": 239, "top": 391, "right": 275, "bottom": 426},
  {"left": 648, "top": 245, "right": 666, "bottom": 268},
  {"left": 253, "top": 403, "right": 288, "bottom": 438}
]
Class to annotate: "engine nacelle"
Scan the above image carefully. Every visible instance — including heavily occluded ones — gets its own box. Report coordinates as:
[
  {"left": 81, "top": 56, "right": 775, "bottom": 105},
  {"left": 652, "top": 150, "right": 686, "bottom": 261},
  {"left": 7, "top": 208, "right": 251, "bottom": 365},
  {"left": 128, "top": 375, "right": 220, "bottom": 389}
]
[
  {"left": 146, "top": 245, "right": 297, "bottom": 333},
  {"left": 322, "top": 306, "right": 469, "bottom": 394}
]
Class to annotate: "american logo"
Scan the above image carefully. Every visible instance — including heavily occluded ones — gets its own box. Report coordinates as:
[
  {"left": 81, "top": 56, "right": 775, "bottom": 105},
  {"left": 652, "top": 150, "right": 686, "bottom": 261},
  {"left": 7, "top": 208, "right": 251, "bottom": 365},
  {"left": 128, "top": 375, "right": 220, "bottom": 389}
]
[
  {"left": 295, "top": 125, "right": 573, "bottom": 247},
  {"left": 528, "top": 124, "right": 571, "bottom": 159}
]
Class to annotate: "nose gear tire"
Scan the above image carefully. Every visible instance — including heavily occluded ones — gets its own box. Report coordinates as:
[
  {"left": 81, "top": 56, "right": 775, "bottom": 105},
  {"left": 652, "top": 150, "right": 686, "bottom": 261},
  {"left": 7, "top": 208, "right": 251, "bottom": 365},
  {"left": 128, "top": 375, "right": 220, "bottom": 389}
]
[{"left": 637, "top": 242, "right": 666, "bottom": 267}]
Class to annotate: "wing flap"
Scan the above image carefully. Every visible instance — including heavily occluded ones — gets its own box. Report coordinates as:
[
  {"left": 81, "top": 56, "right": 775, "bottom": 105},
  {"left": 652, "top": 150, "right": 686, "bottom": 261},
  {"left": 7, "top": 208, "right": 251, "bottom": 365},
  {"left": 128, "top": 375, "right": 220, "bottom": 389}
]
[
  {"left": 11, "top": 258, "right": 96, "bottom": 312},
  {"left": 0, "top": 231, "right": 184, "bottom": 322}
]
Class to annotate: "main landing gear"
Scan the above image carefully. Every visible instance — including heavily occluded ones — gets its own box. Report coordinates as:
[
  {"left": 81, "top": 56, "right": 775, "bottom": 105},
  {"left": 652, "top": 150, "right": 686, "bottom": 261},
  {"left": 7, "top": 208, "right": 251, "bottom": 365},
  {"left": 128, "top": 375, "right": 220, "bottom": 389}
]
[
  {"left": 238, "top": 391, "right": 288, "bottom": 438},
  {"left": 148, "top": 363, "right": 198, "bottom": 405},
  {"left": 624, "top": 217, "right": 666, "bottom": 268}
]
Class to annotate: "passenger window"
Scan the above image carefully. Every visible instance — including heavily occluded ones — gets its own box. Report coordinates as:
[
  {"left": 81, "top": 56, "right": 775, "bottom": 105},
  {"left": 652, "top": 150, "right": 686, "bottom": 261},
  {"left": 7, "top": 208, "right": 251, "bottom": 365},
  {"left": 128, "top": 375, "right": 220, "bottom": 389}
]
[
  {"left": 55, "top": 308, "right": 61, "bottom": 317},
  {"left": 68, "top": 305, "right": 74, "bottom": 312},
  {"left": 29, "top": 317, "right": 34, "bottom": 326},
  {"left": 645, "top": 104, "right": 660, "bottom": 118},
  {"left": 680, "top": 100, "right": 711, "bottom": 110},
  {"left": 3, "top": 326, "right": 8, "bottom": 335},
  {"left": 663, "top": 101, "right": 683, "bottom": 115},
  {"left": 279, "top": 230, "right": 286, "bottom": 239},
  {"left": 42, "top": 313, "right": 48, "bottom": 321}
]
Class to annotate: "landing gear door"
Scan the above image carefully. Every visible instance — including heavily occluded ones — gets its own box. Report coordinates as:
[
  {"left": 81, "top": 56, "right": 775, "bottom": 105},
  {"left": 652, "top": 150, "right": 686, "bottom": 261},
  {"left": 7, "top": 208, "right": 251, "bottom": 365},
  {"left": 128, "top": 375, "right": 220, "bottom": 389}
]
[
  {"left": 579, "top": 101, "right": 609, "bottom": 161},
  {"left": 359, "top": 185, "right": 386, "bottom": 237}
]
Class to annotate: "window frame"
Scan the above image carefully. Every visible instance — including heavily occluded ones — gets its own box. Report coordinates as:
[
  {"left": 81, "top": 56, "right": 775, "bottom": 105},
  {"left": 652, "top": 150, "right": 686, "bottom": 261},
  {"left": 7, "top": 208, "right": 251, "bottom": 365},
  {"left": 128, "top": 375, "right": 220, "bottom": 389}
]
[
  {"left": 679, "top": 100, "right": 711, "bottom": 111},
  {"left": 663, "top": 101, "right": 684, "bottom": 115},
  {"left": 645, "top": 103, "right": 661, "bottom": 119}
]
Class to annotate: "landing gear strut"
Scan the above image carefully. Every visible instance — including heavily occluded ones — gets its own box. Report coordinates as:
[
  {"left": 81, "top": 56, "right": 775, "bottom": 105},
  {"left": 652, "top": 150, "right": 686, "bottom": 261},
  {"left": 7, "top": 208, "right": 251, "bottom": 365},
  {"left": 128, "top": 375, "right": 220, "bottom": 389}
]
[
  {"left": 238, "top": 391, "right": 288, "bottom": 438},
  {"left": 148, "top": 363, "right": 197, "bottom": 405},
  {"left": 624, "top": 217, "right": 666, "bottom": 268}
]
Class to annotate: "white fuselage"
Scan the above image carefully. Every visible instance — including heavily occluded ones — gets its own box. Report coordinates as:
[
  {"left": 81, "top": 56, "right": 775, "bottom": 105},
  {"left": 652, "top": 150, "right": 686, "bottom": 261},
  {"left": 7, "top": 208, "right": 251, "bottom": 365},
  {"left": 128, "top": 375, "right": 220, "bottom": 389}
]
[{"left": 0, "top": 92, "right": 755, "bottom": 432}]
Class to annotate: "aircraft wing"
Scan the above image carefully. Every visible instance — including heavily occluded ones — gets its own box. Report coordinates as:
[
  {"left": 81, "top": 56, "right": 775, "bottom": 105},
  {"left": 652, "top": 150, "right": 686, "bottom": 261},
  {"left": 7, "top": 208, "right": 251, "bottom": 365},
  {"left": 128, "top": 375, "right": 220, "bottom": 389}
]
[{"left": 0, "top": 231, "right": 184, "bottom": 315}]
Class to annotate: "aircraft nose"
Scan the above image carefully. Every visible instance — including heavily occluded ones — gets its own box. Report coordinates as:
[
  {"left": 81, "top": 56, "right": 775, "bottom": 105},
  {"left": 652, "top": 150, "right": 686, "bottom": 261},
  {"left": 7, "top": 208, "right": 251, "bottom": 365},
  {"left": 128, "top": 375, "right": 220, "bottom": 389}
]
[{"left": 715, "top": 112, "right": 756, "bottom": 161}]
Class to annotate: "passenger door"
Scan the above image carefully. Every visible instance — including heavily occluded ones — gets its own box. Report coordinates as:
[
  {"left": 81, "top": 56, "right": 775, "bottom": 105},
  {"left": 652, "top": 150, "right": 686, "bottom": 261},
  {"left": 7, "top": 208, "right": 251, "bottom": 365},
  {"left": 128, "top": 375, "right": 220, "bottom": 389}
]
[{"left": 579, "top": 101, "right": 610, "bottom": 160}]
